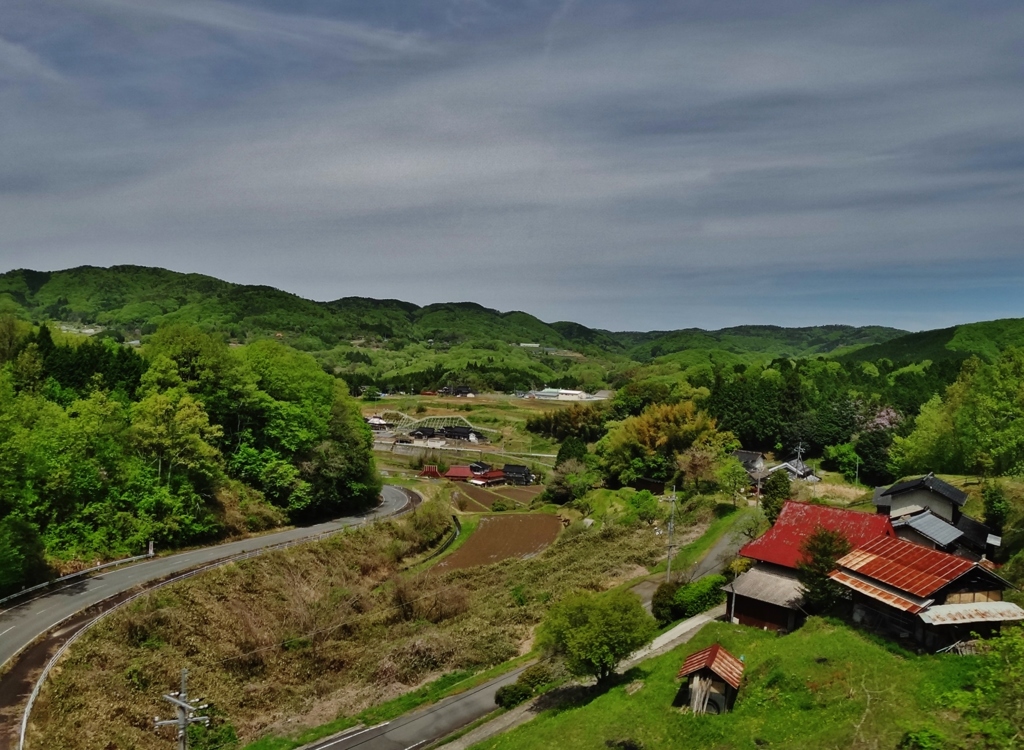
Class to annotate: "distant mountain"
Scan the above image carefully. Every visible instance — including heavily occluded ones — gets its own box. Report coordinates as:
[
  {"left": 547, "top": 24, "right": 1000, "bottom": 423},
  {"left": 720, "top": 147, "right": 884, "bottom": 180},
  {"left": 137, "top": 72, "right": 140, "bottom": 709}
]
[
  {"left": 839, "top": 319, "right": 1024, "bottom": 364},
  {"left": 0, "top": 265, "right": 907, "bottom": 358}
]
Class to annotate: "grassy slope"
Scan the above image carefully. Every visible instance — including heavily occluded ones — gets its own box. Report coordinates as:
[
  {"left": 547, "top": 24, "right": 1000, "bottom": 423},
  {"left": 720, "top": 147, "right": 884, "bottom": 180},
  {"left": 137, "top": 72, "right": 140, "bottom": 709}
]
[{"left": 473, "top": 619, "right": 978, "bottom": 750}]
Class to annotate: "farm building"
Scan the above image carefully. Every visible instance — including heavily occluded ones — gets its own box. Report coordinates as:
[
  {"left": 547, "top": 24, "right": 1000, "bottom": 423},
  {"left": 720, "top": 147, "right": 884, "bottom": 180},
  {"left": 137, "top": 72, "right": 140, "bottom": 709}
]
[
  {"left": 502, "top": 465, "right": 533, "bottom": 485},
  {"left": 728, "top": 502, "right": 896, "bottom": 632},
  {"left": 469, "top": 462, "right": 492, "bottom": 475},
  {"left": 418, "top": 465, "right": 443, "bottom": 479},
  {"left": 445, "top": 466, "right": 474, "bottom": 481},
  {"left": 829, "top": 535, "right": 1024, "bottom": 649},
  {"left": 874, "top": 474, "right": 1000, "bottom": 558},
  {"left": 675, "top": 644, "right": 744, "bottom": 714},
  {"left": 469, "top": 469, "right": 505, "bottom": 487}
]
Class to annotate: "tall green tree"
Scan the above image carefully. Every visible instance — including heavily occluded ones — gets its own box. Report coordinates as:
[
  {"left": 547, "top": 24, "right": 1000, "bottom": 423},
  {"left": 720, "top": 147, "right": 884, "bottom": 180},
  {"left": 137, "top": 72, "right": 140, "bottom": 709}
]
[
  {"left": 761, "top": 470, "right": 791, "bottom": 524},
  {"left": 796, "top": 526, "right": 852, "bottom": 613},
  {"left": 538, "top": 590, "right": 656, "bottom": 684}
]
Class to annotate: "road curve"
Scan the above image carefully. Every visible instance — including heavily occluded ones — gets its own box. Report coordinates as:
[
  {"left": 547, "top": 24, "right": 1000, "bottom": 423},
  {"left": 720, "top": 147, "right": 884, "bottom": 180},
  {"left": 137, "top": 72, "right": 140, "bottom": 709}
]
[{"left": 0, "top": 485, "right": 410, "bottom": 672}]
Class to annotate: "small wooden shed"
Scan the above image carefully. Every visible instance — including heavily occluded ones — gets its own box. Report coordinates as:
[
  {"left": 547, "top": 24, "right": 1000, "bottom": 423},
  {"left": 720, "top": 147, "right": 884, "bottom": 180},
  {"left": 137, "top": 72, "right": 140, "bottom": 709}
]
[{"left": 675, "top": 644, "right": 744, "bottom": 714}]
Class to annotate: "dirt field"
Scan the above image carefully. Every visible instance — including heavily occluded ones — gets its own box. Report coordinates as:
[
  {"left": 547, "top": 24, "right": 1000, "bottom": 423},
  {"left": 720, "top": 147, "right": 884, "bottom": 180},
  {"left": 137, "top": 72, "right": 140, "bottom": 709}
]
[
  {"left": 457, "top": 483, "right": 506, "bottom": 509},
  {"left": 492, "top": 485, "right": 544, "bottom": 503},
  {"left": 434, "top": 514, "right": 563, "bottom": 571}
]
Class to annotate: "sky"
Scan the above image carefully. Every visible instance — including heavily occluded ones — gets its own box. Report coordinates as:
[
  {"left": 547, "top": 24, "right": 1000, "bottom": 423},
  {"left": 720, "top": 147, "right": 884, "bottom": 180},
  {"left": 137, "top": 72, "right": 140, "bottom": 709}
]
[{"left": 1, "top": 1, "right": 1023, "bottom": 332}]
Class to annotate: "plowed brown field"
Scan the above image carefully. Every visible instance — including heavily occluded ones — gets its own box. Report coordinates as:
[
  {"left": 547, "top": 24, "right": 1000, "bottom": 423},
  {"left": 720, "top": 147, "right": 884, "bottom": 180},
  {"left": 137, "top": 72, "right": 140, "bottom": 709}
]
[
  {"left": 492, "top": 485, "right": 544, "bottom": 504},
  {"left": 434, "top": 514, "right": 562, "bottom": 571},
  {"left": 458, "top": 483, "right": 505, "bottom": 508}
]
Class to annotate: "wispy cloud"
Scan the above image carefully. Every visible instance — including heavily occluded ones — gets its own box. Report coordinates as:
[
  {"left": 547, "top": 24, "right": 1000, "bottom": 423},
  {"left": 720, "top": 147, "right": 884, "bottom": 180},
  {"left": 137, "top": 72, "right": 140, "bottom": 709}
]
[{"left": 0, "top": 1, "right": 1022, "bottom": 330}]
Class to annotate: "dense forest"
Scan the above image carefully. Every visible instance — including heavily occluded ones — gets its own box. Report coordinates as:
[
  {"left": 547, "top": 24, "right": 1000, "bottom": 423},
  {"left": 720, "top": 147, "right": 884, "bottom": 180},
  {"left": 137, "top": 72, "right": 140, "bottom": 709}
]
[{"left": 0, "top": 318, "right": 379, "bottom": 597}]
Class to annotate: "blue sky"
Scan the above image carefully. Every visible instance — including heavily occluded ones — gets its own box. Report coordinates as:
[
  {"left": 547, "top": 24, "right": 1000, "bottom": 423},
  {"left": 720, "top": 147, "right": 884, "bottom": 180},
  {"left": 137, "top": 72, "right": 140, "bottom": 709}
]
[{"left": 1, "top": 1, "right": 1022, "bottom": 332}]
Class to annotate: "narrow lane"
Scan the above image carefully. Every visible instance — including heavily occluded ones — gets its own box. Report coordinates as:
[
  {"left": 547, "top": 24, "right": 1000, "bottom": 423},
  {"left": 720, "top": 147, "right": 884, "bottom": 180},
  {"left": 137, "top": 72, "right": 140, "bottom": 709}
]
[{"left": 0, "top": 486, "right": 409, "bottom": 671}]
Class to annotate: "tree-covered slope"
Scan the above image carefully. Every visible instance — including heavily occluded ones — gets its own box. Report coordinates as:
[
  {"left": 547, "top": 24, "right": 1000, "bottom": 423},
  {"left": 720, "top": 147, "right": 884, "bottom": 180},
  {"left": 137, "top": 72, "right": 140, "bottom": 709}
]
[
  {"left": 840, "top": 318, "right": 1024, "bottom": 365},
  {"left": 0, "top": 265, "right": 909, "bottom": 361}
]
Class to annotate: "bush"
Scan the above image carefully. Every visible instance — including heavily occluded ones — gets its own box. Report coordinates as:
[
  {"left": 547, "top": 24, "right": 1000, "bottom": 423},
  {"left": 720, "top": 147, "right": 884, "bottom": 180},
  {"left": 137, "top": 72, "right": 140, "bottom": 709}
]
[
  {"left": 516, "top": 663, "right": 553, "bottom": 691},
  {"left": 495, "top": 683, "right": 533, "bottom": 709},
  {"left": 491, "top": 499, "right": 512, "bottom": 512},
  {"left": 897, "top": 729, "right": 948, "bottom": 749},
  {"left": 651, "top": 580, "right": 681, "bottom": 625},
  {"left": 672, "top": 575, "right": 727, "bottom": 619}
]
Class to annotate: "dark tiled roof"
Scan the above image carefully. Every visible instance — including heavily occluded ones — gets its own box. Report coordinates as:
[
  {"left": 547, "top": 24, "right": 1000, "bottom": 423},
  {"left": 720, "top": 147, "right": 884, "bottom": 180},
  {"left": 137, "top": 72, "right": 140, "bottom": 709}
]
[
  {"left": 881, "top": 474, "right": 967, "bottom": 507},
  {"left": 740, "top": 501, "right": 896, "bottom": 569},
  {"left": 955, "top": 514, "right": 995, "bottom": 548},
  {"left": 502, "top": 465, "right": 530, "bottom": 475}
]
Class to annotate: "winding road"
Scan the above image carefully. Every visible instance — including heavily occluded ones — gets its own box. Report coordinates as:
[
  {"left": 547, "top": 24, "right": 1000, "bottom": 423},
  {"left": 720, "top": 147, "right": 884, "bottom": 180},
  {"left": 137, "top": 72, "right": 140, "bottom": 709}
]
[{"left": 0, "top": 485, "right": 410, "bottom": 673}]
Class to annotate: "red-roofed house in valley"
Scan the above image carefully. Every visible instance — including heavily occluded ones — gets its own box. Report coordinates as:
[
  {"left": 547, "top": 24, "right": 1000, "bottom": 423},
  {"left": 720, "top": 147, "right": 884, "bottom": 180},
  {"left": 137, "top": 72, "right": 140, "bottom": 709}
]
[
  {"left": 444, "top": 466, "right": 474, "bottom": 482},
  {"left": 725, "top": 502, "right": 897, "bottom": 633},
  {"left": 675, "top": 644, "right": 744, "bottom": 714},
  {"left": 829, "top": 535, "right": 1024, "bottom": 649}
]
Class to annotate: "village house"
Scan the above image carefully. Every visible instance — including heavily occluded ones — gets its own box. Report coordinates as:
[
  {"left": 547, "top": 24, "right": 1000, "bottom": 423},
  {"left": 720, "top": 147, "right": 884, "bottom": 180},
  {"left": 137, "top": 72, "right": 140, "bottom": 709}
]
[
  {"left": 675, "top": 644, "right": 744, "bottom": 714},
  {"left": 874, "top": 473, "right": 1000, "bottom": 559},
  {"left": 444, "top": 465, "right": 474, "bottom": 482},
  {"left": 502, "top": 464, "right": 533, "bottom": 485},
  {"left": 829, "top": 534, "right": 1024, "bottom": 649},
  {"left": 727, "top": 501, "right": 896, "bottom": 632}
]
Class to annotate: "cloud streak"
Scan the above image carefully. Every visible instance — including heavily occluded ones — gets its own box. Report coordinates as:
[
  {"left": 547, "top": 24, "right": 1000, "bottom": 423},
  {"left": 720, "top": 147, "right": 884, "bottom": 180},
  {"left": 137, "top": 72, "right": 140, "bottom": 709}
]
[{"left": 0, "top": 1, "right": 1022, "bottom": 330}]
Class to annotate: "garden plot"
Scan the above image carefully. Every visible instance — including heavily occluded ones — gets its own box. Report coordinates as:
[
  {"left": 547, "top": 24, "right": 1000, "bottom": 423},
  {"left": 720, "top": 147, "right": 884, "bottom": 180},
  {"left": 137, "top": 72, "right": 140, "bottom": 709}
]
[
  {"left": 492, "top": 485, "right": 545, "bottom": 504},
  {"left": 434, "top": 514, "right": 562, "bottom": 571}
]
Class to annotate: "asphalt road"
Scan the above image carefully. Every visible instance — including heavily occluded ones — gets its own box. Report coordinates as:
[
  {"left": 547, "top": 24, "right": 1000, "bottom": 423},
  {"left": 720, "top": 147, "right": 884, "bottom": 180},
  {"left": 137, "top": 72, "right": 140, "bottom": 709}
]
[
  {"left": 305, "top": 664, "right": 531, "bottom": 750},
  {"left": 0, "top": 486, "right": 410, "bottom": 672}
]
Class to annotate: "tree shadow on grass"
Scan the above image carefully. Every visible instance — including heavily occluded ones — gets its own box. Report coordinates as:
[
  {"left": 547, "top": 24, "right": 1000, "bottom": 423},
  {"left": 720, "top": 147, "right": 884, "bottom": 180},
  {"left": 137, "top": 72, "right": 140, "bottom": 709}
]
[
  {"left": 530, "top": 666, "right": 652, "bottom": 717},
  {"left": 713, "top": 503, "right": 739, "bottom": 520}
]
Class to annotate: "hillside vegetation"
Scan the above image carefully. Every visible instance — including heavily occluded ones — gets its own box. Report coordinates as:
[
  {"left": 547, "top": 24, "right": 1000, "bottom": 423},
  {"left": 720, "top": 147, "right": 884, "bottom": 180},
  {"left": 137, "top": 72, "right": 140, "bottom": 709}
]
[{"left": 475, "top": 618, "right": 1024, "bottom": 750}]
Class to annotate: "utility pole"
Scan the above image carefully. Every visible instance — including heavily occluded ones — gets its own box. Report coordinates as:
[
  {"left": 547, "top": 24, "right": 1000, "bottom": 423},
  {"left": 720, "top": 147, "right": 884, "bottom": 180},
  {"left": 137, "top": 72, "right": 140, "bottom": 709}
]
[
  {"left": 665, "top": 486, "right": 676, "bottom": 582},
  {"left": 155, "top": 668, "right": 209, "bottom": 750}
]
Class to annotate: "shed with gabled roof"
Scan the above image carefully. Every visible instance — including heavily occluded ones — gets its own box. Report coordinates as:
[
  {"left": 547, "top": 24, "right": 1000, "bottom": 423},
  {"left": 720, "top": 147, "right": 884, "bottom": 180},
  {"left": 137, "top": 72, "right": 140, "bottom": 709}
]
[{"left": 675, "top": 644, "right": 744, "bottom": 714}]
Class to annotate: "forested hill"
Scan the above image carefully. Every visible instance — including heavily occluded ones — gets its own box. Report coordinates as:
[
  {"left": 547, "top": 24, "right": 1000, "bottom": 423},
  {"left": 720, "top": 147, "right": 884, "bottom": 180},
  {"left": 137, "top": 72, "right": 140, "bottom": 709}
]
[
  {"left": 840, "top": 318, "right": 1024, "bottom": 364},
  {"left": 0, "top": 265, "right": 904, "bottom": 357}
]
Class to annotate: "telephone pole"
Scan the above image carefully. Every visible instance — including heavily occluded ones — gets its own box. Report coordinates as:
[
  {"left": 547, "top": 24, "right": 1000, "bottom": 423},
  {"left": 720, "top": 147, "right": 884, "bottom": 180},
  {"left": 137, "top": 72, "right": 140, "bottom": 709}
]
[
  {"left": 665, "top": 485, "right": 677, "bottom": 582},
  {"left": 155, "top": 668, "right": 209, "bottom": 750}
]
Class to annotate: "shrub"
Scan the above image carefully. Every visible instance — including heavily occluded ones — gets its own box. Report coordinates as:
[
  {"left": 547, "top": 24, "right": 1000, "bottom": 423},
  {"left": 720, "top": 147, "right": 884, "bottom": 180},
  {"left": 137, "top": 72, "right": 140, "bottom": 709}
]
[
  {"left": 516, "top": 663, "right": 553, "bottom": 691},
  {"left": 495, "top": 683, "right": 533, "bottom": 709},
  {"left": 651, "top": 580, "right": 681, "bottom": 625},
  {"left": 491, "top": 499, "right": 512, "bottom": 512},
  {"left": 672, "top": 575, "right": 727, "bottom": 619},
  {"left": 898, "top": 729, "right": 948, "bottom": 749}
]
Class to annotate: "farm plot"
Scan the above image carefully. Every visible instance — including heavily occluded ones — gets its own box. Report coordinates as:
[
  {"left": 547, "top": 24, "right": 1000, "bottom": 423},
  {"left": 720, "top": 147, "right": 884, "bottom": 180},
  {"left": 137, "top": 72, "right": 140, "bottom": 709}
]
[
  {"left": 457, "top": 483, "right": 508, "bottom": 509},
  {"left": 433, "top": 514, "right": 562, "bottom": 571},
  {"left": 493, "top": 485, "right": 545, "bottom": 504}
]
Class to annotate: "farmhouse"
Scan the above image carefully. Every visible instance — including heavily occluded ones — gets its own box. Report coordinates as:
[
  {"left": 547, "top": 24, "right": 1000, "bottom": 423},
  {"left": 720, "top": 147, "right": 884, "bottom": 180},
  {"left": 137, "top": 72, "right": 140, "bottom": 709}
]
[
  {"left": 469, "top": 469, "right": 505, "bottom": 487},
  {"left": 874, "top": 473, "right": 1000, "bottom": 558},
  {"left": 444, "top": 465, "right": 474, "bottom": 481},
  {"left": 728, "top": 502, "right": 896, "bottom": 632},
  {"left": 502, "top": 464, "right": 533, "bottom": 485},
  {"left": 675, "top": 644, "right": 744, "bottom": 714},
  {"left": 829, "top": 535, "right": 1024, "bottom": 649}
]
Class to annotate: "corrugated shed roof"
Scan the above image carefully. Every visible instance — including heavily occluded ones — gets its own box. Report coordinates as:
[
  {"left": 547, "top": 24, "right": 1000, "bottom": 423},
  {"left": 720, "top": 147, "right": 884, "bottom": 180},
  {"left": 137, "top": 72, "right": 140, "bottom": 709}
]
[
  {"left": 835, "top": 535, "right": 973, "bottom": 597},
  {"left": 881, "top": 474, "right": 967, "bottom": 507},
  {"left": 726, "top": 565, "right": 804, "bottom": 609},
  {"left": 919, "top": 601, "right": 1024, "bottom": 625},
  {"left": 893, "top": 510, "right": 963, "bottom": 547},
  {"left": 740, "top": 501, "right": 896, "bottom": 569},
  {"left": 830, "top": 570, "right": 933, "bottom": 613},
  {"left": 677, "top": 644, "right": 744, "bottom": 689}
]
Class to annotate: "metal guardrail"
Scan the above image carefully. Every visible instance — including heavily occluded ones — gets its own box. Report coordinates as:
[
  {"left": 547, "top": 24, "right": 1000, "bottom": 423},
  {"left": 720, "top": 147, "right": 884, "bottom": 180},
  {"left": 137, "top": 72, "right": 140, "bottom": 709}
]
[
  {"left": 0, "top": 552, "right": 154, "bottom": 609},
  {"left": 16, "top": 487, "right": 421, "bottom": 750},
  {"left": 420, "top": 515, "right": 463, "bottom": 563}
]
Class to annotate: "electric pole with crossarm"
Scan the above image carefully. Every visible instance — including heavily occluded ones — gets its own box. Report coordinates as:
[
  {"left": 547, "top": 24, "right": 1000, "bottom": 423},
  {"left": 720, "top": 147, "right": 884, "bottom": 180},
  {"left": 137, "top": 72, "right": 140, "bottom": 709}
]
[{"left": 155, "top": 668, "right": 209, "bottom": 750}]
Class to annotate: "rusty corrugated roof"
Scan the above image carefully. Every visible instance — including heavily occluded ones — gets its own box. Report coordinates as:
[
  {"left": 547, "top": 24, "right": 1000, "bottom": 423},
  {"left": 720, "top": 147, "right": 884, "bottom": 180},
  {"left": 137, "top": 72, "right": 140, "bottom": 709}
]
[
  {"left": 677, "top": 644, "right": 744, "bottom": 689},
  {"left": 835, "top": 535, "right": 973, "bottom": 597},
  {"left": 830, "top": 570, "right": 933, "bottom": 613}
]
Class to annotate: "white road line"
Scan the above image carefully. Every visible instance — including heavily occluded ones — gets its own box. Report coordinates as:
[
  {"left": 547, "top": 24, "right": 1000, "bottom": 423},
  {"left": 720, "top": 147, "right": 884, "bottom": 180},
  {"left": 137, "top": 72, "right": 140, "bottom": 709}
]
[
  {"left": 315, "top": 722, "right": 390, "bottom": 749},
  {"left": 0, "top": 626, "right": 15, "bottom": 638},
  {"left": 404, "top": 741, "right": 427, "bottom": 750}
]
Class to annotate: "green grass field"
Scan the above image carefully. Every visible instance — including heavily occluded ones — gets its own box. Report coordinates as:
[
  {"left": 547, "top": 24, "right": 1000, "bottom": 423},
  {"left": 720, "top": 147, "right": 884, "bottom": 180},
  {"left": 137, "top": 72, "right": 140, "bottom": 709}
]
[{"left": 470, "top": 618, "right": 979, "bottom": 750}]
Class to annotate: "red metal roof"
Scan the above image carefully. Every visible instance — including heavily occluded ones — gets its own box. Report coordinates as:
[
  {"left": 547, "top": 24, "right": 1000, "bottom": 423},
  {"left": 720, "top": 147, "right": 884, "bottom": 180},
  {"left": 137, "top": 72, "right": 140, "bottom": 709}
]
[
  {"left": 830, "top": 570, "right": 930, "bottom": 613},
  {"left": 479, "top": 470, "right": 505, "bottom": 480},
  {"left": 677, "top": 644, "right": 744, "bottom": 689},
  {"left": 445, "top": 466, "right": 474, "bottom": 480},
  {"left": 739, "top": 501, "right": 896, "bottom": 569},
  {"left": 833, "top": 535, "right": 974, "bottom": 598},
  {"left": 418, "top": 465, "right": 443, "bottom": 478}
]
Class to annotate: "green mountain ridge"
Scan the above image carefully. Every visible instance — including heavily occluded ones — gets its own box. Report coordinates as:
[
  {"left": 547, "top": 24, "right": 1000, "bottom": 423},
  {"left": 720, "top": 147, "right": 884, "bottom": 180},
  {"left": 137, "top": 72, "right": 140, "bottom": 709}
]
[{"left": 0, "top": 265, "right": 908, "bottom": 361}]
